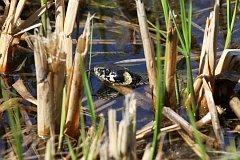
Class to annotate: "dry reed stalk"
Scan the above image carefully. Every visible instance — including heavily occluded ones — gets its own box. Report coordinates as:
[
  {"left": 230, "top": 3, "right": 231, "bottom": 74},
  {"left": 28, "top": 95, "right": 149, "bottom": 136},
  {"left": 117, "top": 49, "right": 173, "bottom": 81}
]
[
  {"left": 0, "top": 98, "right": 25, "bottom": 113},
  {"left": 12, "top": 79, "right": 38, "bottom": 105},
  {"left": 165, "top": 25, "right": 178, "bottom": 108},
  {"left": 185, "top": 2, "right": 224, "bottom": 146},
  {"left": 136, "top": 123, "right": 180, "bottom": 140},
  {"left": 33, "top": 27, "right": 66, "bottom": 137},
  {"left": 141, "top": 145, "right": 152, "bottom": 160},
  {"left": 196, "top": 106, "right": 225, "bottom": 128},
  {"left": 196, "top": 6, "right": 219, "bottom": 116},
  {"left": 65, "top": 14, "right": 92, "bottom": 138},
  {"left": 63, "top": 0, "right": 79, "bottom": 78},
  {"left": 55, "top": 0, "right": 65, "bottom": 33},
  {"left": 0, "top": 1, "right": 47, "bottom": 73},
  {"left": 155, "top": 133, "right": 166, "bottom": 160},
  {"left": 229, "top": 96, "right": 240, "bottom": 120},
  {"left": 178, "top": 130, "right": 210, "bottom": 160},
  {"left": 34, "top": 35, "right": 54, "bottom": 138},
  {"left": 135, "top": 0, "right": 157, "bottom": 107},
  {"left": 202, "top": 77, "right": 223, "bottom": 144},
  {"left": 102, "top": 94, "right": 137, "bottom": 159},
  {"left": 108, "top": 109, "right": 119, "bottom": 159},
  {"left": 162, "top": 107, "right": 217, "bottom": 147},
  {"left": 215, "top": 49, "right": 240, "bottom": 75}
]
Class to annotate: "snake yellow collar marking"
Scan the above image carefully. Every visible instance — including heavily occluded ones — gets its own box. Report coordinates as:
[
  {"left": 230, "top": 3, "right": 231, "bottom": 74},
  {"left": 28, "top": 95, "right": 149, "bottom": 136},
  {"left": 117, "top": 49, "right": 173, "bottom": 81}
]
[{"left": 94, "top": 64, "right": 142, "bottom": 86}]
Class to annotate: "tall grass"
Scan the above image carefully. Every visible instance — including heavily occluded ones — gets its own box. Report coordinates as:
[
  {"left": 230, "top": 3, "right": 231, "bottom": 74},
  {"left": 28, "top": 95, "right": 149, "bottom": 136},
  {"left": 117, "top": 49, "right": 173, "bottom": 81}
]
[
  {"left": 40, "top": 0, "right": 48, "bottom": 36},
  {"left": 80, "top": 56, "right": 96, "bottom": 127},
  {"left": 1, "top": 78, "right": 23, "bottom": 159},
  {"left": 168, "top": 0, "right": 207, "bottom": 159},
  {"left": 150, "top": 19, "right": 164, "bottom": 159},
  {"left": 169, "top": 0, "right": 196, "bottom": 113},
  {"left": 225, "top": 0, "right": 239, "bottom": 49},
  {"left": 80, "top": 105, "right": 88, "bottom": 159},
  {"left": 67, "top": 138, "right": 77, "bottom": 160}
]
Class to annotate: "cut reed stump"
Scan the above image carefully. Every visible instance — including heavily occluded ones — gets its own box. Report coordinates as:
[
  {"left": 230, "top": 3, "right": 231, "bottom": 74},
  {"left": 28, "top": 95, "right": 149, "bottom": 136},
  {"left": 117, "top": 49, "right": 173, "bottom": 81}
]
[
  {"left": 165, "top": 23, "right": 178, "bottom": 108},
  {"left": 33, "top": 32, "right": 66, "bottom": 138},
  {"left": 65, "top": 15, "right": 92, "bottom": 138},
  {"left": 34, "top": 34, "right": 54, "bottom": 138}
]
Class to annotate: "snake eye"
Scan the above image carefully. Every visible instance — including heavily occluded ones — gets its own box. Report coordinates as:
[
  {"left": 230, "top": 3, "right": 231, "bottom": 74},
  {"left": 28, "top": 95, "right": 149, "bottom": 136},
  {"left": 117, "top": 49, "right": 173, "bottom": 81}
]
[{"left": 105, "top": 69, "right": 110, "bottom": 74}]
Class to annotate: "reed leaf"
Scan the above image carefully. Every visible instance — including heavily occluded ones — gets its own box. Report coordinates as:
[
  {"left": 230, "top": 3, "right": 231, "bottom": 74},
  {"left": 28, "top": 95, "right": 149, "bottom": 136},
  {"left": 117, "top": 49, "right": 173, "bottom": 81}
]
[
  {"left": 67, "top": 138, "right": 77, "bottom": 160},
  {"left": 7, "top": 108, "right": 23, "bottom": 160},
  {"left": 80, "top": 56, "right": 96, "bottom": 127},
  {"left": 150, "top": 19, "right": 164, "bottom": 160},
  {"left": 225, "top": 0, "right": 239, "bottom": 49}
]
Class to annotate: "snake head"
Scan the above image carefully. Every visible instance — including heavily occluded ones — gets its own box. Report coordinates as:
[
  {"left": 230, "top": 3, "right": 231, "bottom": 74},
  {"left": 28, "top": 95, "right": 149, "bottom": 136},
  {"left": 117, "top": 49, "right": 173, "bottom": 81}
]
[{"left": 94, "top": 64, "right": 142, "bottom": 86}]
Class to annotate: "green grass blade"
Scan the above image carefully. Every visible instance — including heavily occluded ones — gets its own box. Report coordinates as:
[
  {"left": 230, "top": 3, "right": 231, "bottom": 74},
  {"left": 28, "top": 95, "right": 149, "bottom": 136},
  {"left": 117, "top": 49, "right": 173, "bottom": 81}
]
[
  {"left": 227, "top": 0, "right": 231, "bottom": 31},
  {"left": 40, "top": 0, "right": 48, "bottom": 36},
  {"left": 88, "top": 19, "right": 94, "bottom": 78},
  {"left": 180, "top": 0, "right": 189, "bottom": 48},
  {"left": 67, "top": 138, "right": 77, "bottom": 160},
  {"left": 80, "top": 56, "right": 96, "bottom": 127},
  {"left": 187, "top": 0, "right": 192, "bottom": 51},
  {"left": 150, "top": 19, "right": 164, "bottom": 160},
  {"left": 230, "top": 0, "right": 239, "bottom": 31},
  {"left": 80, "top": 105, "right": 88, "bottom": 159},
  {"left": 186, "top": 109, "right": 207, "bottom": 160},
  {"left": 7, "top": 108, "right": 23, "bottom": 160},
  {"left": 161, "top": 0, "right": 169, "bottom": 26},
  {"left": 2, "top": 77, "right": 22, "bottom": 159},
  {"left": 168, "top": 7, "right": 187, "bottom": 56},
  {"left": 225, "top": 0, "right": 239, "bottom": 49}
]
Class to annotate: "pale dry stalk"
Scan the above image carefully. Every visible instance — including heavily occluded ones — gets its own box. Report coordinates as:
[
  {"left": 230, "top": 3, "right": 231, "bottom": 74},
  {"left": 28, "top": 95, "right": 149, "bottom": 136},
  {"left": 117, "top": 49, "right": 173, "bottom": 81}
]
[
  {"left": 229, "top": 96, "right": 240, "bottom": 120},
  {"left": 12, "top": 79, "right": 38, "bottom": 105},
  {"left": 135, "top": 0, "right": 157, "bottom": 106},
  {"left": 63, "top": 0, "right": 80, "bottom": 77},
  {"left": 0, "top": 0, "right": 45, "bottom": 73},
  {"left": 178, "top": 130, "right": 210, "bottom": 160},
  {"left": 102, "top": 95, "right": 137, "bottom": 159},
  {"left": 34, "top": 35, "right": 54, "bottom": 138},
  {"left": 65, "top": 14, "right": 92, "bottom": 138}
]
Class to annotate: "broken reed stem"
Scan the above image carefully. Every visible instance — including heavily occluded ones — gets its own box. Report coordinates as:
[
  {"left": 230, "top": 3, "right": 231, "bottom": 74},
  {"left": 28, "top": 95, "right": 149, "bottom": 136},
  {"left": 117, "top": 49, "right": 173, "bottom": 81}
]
[
  {"left": 55, "top": 0, "right": 65, "bottom": 33},
  {"left": 65, "top": 37, "right": 87, "bottom": 138},
  {"left": 136, "top": 0, "right": 157, "bottom": 107},
  {"left": 65, "top": 14, "right": 91, "bottom": 137},
  {"left": 63, "top": 0, "right": 80, "bottom": 78},
  {"left": 0, "top": 0, "right": 16, "bottom": 73},
  {"left": 178, "top": 130, "right": 210, "bottom": 160},
  {"left": 162, "top": 107, "right": 217, "bottom": 147},
  {"left": 165, "top": 25, "right": 178, "bottom": 108},
  {"left": 0, "top": 1, "right": 48, "bottom": 73},
  {"left": 202, "top": 78, "right": 223, "bottom": 145},
  {"left": 34, "top": 35, "right": 54, "bottom": 138},
  {"left": 33, "top": 32, "right": 65, "bottom": 138},
  {"left": 12, "top": 79, "right": 38, "bottom": 105},
  {"left": 103, "top": 94, "right": 136, "bottom": 159}
]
